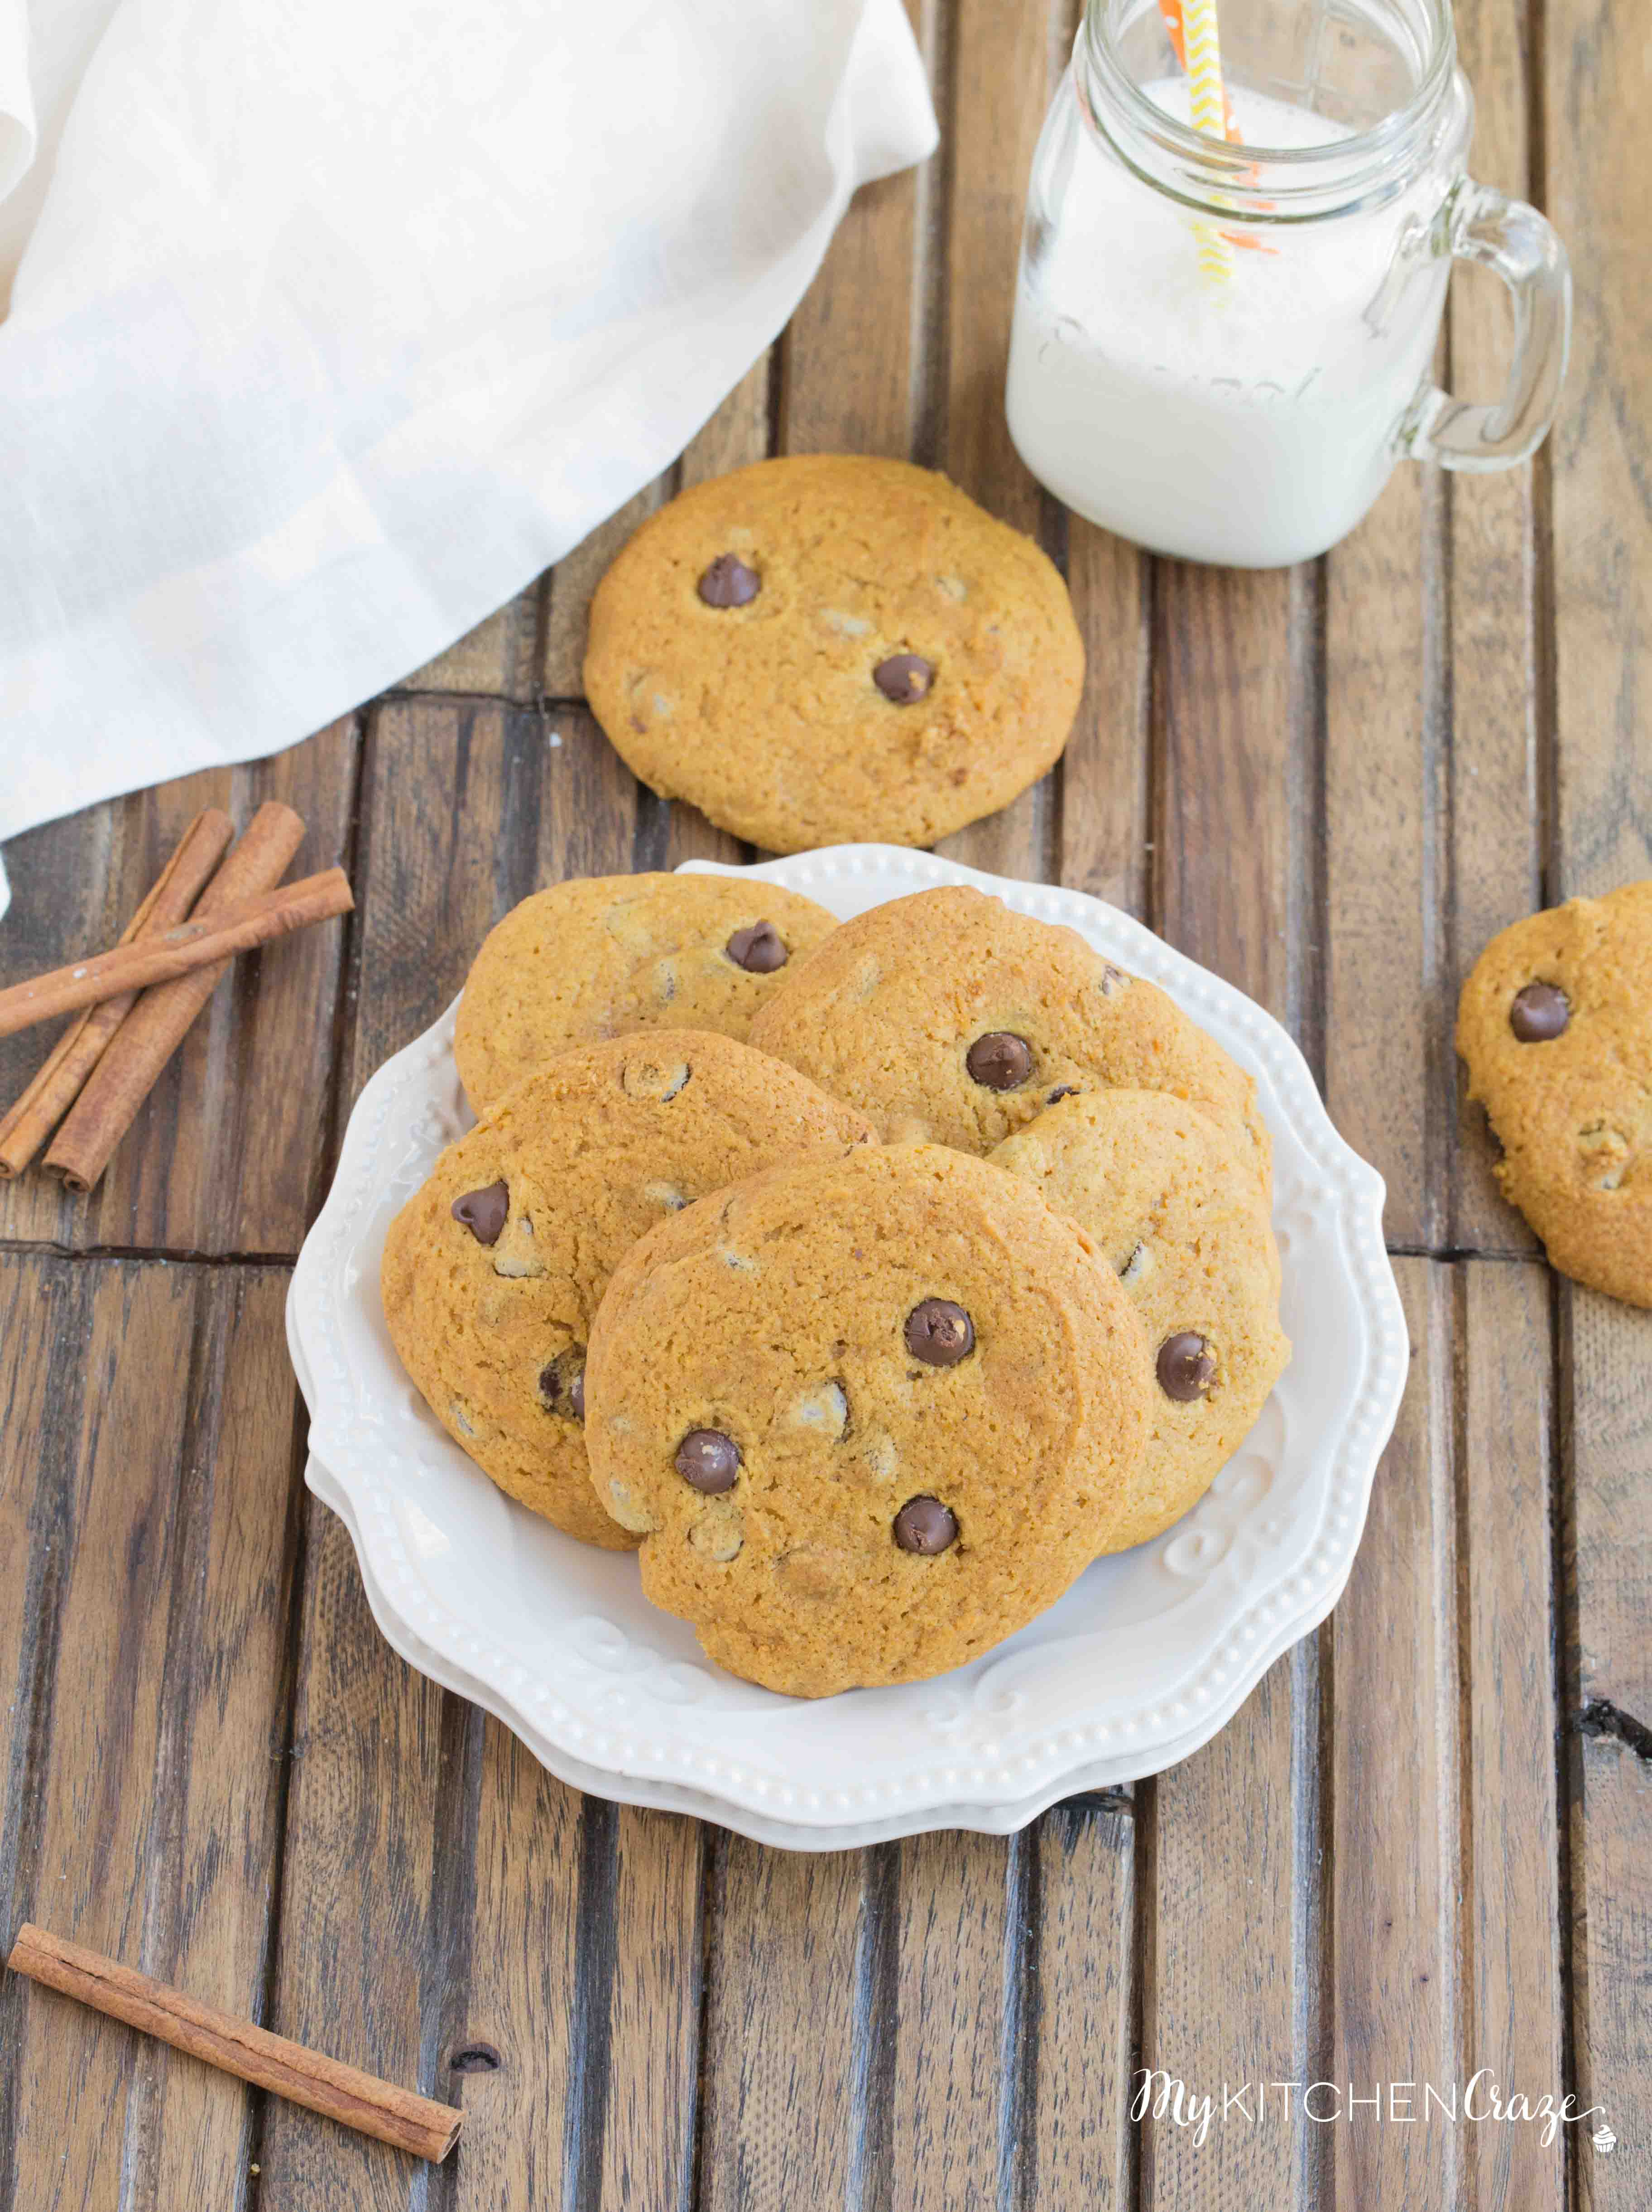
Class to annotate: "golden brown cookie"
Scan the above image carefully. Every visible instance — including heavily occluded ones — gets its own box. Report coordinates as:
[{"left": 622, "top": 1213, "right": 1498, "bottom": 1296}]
[
  {"left": 749, "top": 885, "right": 1270, "bottom": 1187},
  {"left": 583, "top": 456, "right": 1085, "bottom": 853},
  {"left": 991, "top": 1091, "right": 1289, "bottom": 1550},
  {"left": 381, "top": 1031, "right": 873, "bottom": 1547},
  {"left": 1456, "top": 881, "right": 1652, "bottom": 1306},
  {"left": 453, "top": 872, "right": 838, "bottom": 1113},
  {"left": 583, "top": 1144, "right": 1151, "bottom": 1696}
]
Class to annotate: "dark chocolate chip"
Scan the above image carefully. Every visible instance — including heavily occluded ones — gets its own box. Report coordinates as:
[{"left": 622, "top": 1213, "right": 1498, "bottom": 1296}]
[
  {"left": 1157, "top": 1332, "right": 1217, "bottom": 1401},
  {"left": 449, "top": 2043, "right": 502, "bottom": 2075},
  {"left": 966, "top": 1032, "right": 1033, "bottom": 1091},
  {"left": 698, "top": 553, "right": 760, "bottom": 608},
  {"left": 538, "top": 1347, "right": 586, "bottom": 1422},
  {"left": 726, "top": 920, "right": 788, "bottom": 974},
  {"left": 1047, "top": 1084, "right": 1078, "bottom": 1105},
  {"left": 451, "top": 1180, "right": 509, "bottom": 1245},
  {"left": 675, "top": 1428, "right": 741, "bottom": 1493},
  {"left": 904, "top": 1299, "right": 975, "bottom": 1366},
  {"left": 1509, "top": 981, "right": 1570, "bottom": 1043},
  {"left": 873, "top": 652, "right": 934, "bottom": 704},
  {"left": 893, "top": 1496, "right": 959, "bottom": 1554}
]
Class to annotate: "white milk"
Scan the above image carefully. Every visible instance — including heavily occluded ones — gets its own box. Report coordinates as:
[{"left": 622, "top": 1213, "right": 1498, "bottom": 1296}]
[{"left": 1006, "top": 78, "right": 1451, "bottom": 567}]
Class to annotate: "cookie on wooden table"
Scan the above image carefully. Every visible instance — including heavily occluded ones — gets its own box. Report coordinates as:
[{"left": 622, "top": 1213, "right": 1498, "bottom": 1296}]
[
  {"left": 749, "top": 885, "right": 1270, "bottom": 1188},
  {"left": 1456, "top": 880, "right": 1652, "bottom": 1307},
  {"left": 453, "top": 871, "right": 838, "bottom": 1113},
  {"left": 583, "top": 456, "right": 1085, "bottom": 853},
  {"left": 381, "top": 1031, "right": 873, "bottom": 1548},
  {"left": 991, "top": 1090, "right": 1289, "bottom": 1551},
  {"left": 583, "top": 1144, "right": 1150, "bottom": 1696}
]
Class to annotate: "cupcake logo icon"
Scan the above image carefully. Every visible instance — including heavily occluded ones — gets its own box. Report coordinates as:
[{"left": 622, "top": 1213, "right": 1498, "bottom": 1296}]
[{"left": 1592, "top": 2120, "right": 1616, "bottom": 2156}]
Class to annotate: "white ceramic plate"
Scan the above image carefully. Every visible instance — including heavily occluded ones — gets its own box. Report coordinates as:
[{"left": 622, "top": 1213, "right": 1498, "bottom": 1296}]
[{"left": 288, "top": 846, "right": 1407, "bottom": 1850}]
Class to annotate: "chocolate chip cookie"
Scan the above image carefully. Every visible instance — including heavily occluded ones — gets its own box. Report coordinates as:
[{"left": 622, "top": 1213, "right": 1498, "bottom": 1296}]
[
  {"left": 583, "top": 1144, "right": 1151, "bottom": 1695},
  {"left": 991, "top": 1091, "right": 1289, "bottom": 1550},
  {"left": 381, "top": 1031, "right": 873, "bottom": 1547},
  {"left": 749, "top": 885, "right": 1270, "bottom": 1187},
  {"left": 1456, "top": 881, "right": 1652, "bottom": 1306},
  {"left": 583, "top": 456, "right": 1085, "bottom": 853},
  {"left": 453, "top": 872, "right": 838, "bottom": 1113}
]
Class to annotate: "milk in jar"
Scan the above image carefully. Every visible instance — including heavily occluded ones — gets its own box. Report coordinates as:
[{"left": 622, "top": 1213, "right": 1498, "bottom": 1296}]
[{"left": 1008, "top": 1, "right": 1572, "bottom": 568}]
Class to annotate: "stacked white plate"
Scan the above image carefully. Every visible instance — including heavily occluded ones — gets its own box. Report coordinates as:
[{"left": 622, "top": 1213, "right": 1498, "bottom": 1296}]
[{"left": 287, "top": 847, "right": 1407, "bottom": 1850}]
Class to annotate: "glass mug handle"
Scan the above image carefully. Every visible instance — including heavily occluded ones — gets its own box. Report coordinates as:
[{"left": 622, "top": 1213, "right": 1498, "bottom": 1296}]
[{"left": 1401, "top": 180, "right": 1572, "bottom": 471}]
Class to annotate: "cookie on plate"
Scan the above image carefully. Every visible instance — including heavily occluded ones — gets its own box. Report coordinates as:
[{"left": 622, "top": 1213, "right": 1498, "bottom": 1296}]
[
  {"left": 1456, "top": 881, "right": 1652, "bottom": 1306},
  {"left": 583, "top": 456, "right": 1085, "bottom": 853},
  {"left": 381, "top": 1031, "right": 873, "bottom": 1548},
  {"left": 991, "top": 1091, "right": 1289, "bottom": 1551},
  {"left": 583, "top": 1144, "right": 1150, "bottom": 1696},
  {"left": 749, "top": 885, "right": 1270, "bottom": 1187},
  {"left": 454, "top": 872, "right": 838, "bottom": 1113}
]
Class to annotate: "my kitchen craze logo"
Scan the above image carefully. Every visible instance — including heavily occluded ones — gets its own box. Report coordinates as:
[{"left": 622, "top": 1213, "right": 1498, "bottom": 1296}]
[{"left": 1130, "top": 2070, "right": 1613, "bottom": 2152}]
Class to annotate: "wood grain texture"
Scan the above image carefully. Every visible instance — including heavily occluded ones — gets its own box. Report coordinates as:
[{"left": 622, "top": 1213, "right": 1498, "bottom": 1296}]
[
  {"left": 0, "top": 1262, "right": 302, "bottom": 2212},
  {"left": 1324, "top": 466, "right": 1439, "bottom": 1246},
  {"left": 397, "top": 588, "right": 543, "bottom": 702},
  {"left": 1461, "top": 1263, "right": 1565, "bottom": 2212},
  {"left": 1331, "top": 1258, "right": 1460, "bottom": 2210},
  {"left": 892, "top": 1832, "right": 1026, "bottom": 2212},
  {"left": 699, "top": 1844, "right": 869, "bottom": 2212},
  {"left": 1567, "top": 1291, "right": 1652, "bottom": 2211},
  {"left": 597, "top": 1811, "right": 705, "bottom": 2212},
  {"left": 1059, "top": 522, "right": 1150, "bottom": 914},
  {"left": 1446, "top": 0, "right": 1545, "bottom": 1255},
  {"left": 1028, "top": 1805, "right": 1134, "bottom": 2211}
]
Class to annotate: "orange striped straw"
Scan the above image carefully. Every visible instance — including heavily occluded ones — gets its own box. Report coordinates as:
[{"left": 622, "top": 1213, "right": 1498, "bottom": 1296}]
[{"left": 1157, "top": 0, "right": 1273, "bottom": 267}]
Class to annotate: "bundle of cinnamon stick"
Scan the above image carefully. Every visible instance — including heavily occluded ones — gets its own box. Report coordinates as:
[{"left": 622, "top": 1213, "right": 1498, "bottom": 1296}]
[{"left": 0, "top": 803, "right": 353, "bottom": 1193}]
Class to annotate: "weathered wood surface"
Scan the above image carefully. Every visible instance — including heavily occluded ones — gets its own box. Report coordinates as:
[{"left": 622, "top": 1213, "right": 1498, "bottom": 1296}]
[{"left": 0, "top": 0, "right": 1647, "bottom": 2205}]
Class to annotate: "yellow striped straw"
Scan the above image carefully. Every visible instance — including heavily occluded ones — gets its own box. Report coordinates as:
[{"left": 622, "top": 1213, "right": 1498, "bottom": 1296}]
[{"left": 1183, "top": 0, "right": 1233, "bottom": 285}]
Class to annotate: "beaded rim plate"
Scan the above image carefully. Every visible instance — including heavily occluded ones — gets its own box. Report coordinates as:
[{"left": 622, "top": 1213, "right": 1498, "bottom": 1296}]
[{"left": 287, "top": 846, "right": 1407, "bottom": 1850}]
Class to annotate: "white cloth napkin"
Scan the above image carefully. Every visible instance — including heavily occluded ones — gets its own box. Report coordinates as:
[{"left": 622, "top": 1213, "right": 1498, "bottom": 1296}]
[{"left": 0, "top": 0, "right": 936, "bottom": 917}]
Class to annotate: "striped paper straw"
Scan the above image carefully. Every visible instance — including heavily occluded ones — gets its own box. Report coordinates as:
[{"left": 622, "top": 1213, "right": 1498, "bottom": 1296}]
[{"left": 1181, "top": 0, "right": 1233, "bottom": 283}]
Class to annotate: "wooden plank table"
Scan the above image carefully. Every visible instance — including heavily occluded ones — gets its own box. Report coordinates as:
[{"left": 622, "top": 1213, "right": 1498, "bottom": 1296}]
[{"left": 2, "top": 1, "right": 1648, "bottom": 2204}]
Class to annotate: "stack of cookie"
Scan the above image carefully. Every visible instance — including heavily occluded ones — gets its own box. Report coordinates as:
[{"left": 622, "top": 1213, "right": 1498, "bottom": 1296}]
[{"left": 382, "top": 873, "right": 1290, "bottom": 1696}]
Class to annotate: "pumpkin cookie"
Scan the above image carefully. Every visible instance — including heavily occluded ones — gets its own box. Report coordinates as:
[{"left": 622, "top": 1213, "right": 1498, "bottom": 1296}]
[
  {"left": 1456, "top": 881, "right": 1652, "bottom": 1307},
  {"left": 583, "top": 456, "right": 1085, "bottom": 853},
  {"left": 453, "top": 872, "right": 837, "bottom": 1113},
  {"left": 583, "top": 1144, "right": 1150, "bottom": 1695},
  {"left": 992, "top": 1091, "right": 1289, "bottom": 1550},
  {"left": 381, "top": 1031, "right": 873, "bottom": 1547},
  {"left": 749, "top": 885, "right": 1269, "bottom": 1186}
]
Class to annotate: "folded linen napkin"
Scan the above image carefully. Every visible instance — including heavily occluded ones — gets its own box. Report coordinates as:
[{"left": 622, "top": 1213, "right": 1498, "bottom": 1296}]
[{"left": 0, "top": 0, "right": 937, "bottom": 916}]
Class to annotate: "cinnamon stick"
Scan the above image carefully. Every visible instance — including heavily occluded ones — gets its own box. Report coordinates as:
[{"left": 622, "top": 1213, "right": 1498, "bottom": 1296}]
[
  {"left": 6, "top": 1923, "right": 462, "bottom": 2162},
  {"left": 0, "top": 808, "right": 234, "bottom": 1177},
  {"left": 45, "top": 801, "right": 308, "bottom": 1193},
  {"left": 0, "top": 870, "right": 354, "bottom": 1039}
]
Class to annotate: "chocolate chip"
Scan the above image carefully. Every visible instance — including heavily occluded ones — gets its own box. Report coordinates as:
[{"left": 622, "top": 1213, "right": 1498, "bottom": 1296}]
[
  {"left": 893, "top": 1496, "right": 959, "bottom": 1554},
  {"left": 873, "top": 652, "right": 934, "bottom": 704},
  {"left": 904, "top": 1299, "right": 975, "bottom": 1366},
  {"left": 675, "top": 1428, "right": 740, "bottom": 1493},
  {"left": 538, "top": 1348, "right": 586, "bottom": 1422},
  {"left": 451, "top": 1180, "right": 509, "bottom": 1245},
  {"left": 966, "top": 1032, "right": 1032, "bottom": 1090},
  {"left": 698, "top": 553, "right": 760, "bottom": 608},
  {"left": 1509, "top": 981, "right": 1570, "bottom": 1042},
  {"left": 1157, "top": 1332, "right": 1217, "bottom": 1401},
  {"left": 726, "top": 920, "right": 788, "bottom": 973},
  {"left": 1047, "top": 1084, "right": 1078, "bottom": 1105}
]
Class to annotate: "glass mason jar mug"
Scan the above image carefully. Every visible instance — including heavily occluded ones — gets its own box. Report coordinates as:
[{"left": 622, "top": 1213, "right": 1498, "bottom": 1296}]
[{"left": 1006, "top": 0, "right": 1571, "bottom": 567}]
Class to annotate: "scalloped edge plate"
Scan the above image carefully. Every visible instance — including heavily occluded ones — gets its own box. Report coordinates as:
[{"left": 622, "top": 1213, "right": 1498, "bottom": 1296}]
[{"left": 288, "top": 846, "right": 1407, "bottom": 1848}]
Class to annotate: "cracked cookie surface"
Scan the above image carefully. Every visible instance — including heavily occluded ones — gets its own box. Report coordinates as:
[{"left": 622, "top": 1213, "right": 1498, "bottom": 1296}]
[
  {"left": 992, "top": 1090, "right": 1289, "bottom": 1550},
  {"left": 1456, "top": 880, "right": 1652, "bottom": 1306},
  {"left": 583, "top": 456, "right": 1085, "bottom": 853},
  {"left": 454, "top": 872, "right": 838, "bottom": 1114},
  {"left": 381, "top": 1030, "right": 873, "bottom": 1547},
  {"left": 749, "top": 885, "right": 1270, "bottom": 1186},
  {"left": 584, "top": 1144, "right": 1151, "bottom": 1695}
]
